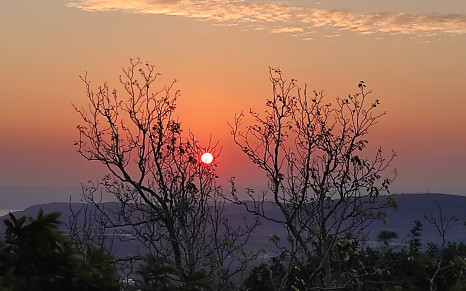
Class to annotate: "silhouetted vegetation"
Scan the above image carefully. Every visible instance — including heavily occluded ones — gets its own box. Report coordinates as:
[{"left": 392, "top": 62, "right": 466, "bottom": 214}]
[
  {"left": 3, "top": 61, "right": 458, "bottom": 290},
  {"left": 229, "top": 68, "right": 397, "bottom": 289},
  {"left": 4, "top": 207, "right": 466, "bottom": 291},
  {"left": 249, "top": 245, "right": 466, "bottom": 291},
  {"left": 0, "top": 210, "right": 118, "bottom": 291},
  {"left": 72, "top": 59, "right": 258, "bottom": 290}
]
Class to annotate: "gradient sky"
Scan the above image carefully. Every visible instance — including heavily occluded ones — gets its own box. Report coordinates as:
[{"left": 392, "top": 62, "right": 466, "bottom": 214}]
[{"left": 1, "top": 0, "right": 466, "bottom": 208}]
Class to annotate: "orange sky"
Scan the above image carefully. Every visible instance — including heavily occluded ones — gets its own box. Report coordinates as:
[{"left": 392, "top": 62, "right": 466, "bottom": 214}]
[{"left": 1, "top": 0, "right": 466, "bottom": 207}]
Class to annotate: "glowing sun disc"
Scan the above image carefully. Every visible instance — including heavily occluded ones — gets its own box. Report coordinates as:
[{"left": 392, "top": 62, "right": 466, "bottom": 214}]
[{"left": 201, "top": 153, "right": 214, "bottom": 164}]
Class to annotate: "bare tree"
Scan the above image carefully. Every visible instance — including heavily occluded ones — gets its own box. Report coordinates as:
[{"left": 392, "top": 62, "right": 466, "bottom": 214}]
[
  {"left": 72, "top": 58, "right": 257, "bottom": 290},
  {"left": 424, "top": 200, "right": 458, "bottom": 291},
  {"left": 229, "top": 68, "right": 396, "bottom": 290}
]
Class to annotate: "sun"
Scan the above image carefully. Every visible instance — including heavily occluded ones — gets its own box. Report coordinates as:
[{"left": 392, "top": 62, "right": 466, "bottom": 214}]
[{"left": 201, "top": 152, "right": 214, "bottom": 164}]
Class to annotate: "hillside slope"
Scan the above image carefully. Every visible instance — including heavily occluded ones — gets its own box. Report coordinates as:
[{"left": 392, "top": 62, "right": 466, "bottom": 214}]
[{"left": 1, "top": 193, "right": 465, "bottom": 256}]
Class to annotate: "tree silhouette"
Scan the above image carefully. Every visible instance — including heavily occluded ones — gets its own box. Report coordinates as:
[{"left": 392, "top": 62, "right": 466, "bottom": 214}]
[
  {"left": 408, "top": 220, "right": 423, "bottom": 254},
  {"left": 377, "top": 230, "right": 398, "bottom": 248},
  {"left": 229, "top": 68, "right": 397, "bottom": 290},
  {"left": 424, "top": 201, "right": 459, "bottom": 291},
  {"left": 73, "top": 58, "right": 258, "bottom": 290}
]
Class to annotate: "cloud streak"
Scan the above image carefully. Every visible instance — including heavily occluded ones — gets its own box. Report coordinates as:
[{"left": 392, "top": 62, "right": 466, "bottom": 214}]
[
  {"left": 271, "top": 27, "right": 303, "bottom": 33},
  {"left": 68, "top": 0, "right": 466, "bottom": 36}
]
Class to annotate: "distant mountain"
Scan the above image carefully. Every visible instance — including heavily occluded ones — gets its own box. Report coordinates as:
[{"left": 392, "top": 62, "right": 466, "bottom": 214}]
[
  {"left": 1, "top": 193, "right": 465, "bottom": 257},
  {"left": 370, "top": 193, "right": 466, "bottom": 246}
]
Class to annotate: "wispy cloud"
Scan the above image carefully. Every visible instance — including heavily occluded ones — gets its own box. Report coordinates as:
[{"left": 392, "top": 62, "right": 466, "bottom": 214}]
[
  {"left": 68, "top": 0, "right": 293, "bottom": 22},
  {"left": 271, "top": 26, "right": 303, "bottom": 33},
  {"left": 324, "top": 34, "right": 340, "bottom": 38},
  {"left": 298, "top": 9, "right": 466, "bottom": 35},
  {"left": 67, "top": 0, "right": 466, "bottom": 36}
]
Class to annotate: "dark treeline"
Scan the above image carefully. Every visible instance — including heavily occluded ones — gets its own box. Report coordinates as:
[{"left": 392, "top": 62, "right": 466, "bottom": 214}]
[
  {"left": 244, "top": 219, "right": 466, "bottom": 291},
  {"left": 2, "top": 208, "right": 466, "bottom": 291}
]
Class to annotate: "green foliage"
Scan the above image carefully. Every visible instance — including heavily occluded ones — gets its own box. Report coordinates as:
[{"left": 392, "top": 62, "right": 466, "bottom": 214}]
[
  {"left": 435, "top": 242, "right": 466, "bottom": 291},
  {"left": 137, "top": 256, "right": 179, "bottom": 291},
  {"left": 137, "top": 254, "right": 212, "bottom": 291},
  {"left": 0, "top": 209, "right": 75, "bottom": 290},
  {"left": 0, "top": 210, "right": 118, "bottom": 291},
  {"left": 244, "top": 257, "right": 286, "bottom": 291},
  {"left": 449, "top": 281, "right": 466, "bottom": 291},
  {"left": 76, "top": 245, "right": 120, "bottom": 290},
  {"left": 242, "top": 238, "right": 466, "bottom": 291}
]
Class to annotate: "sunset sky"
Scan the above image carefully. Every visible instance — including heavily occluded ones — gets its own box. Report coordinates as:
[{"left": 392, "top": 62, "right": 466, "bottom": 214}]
[{"left": 1, "top": 0, "right": 465, "bottom": 209}]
